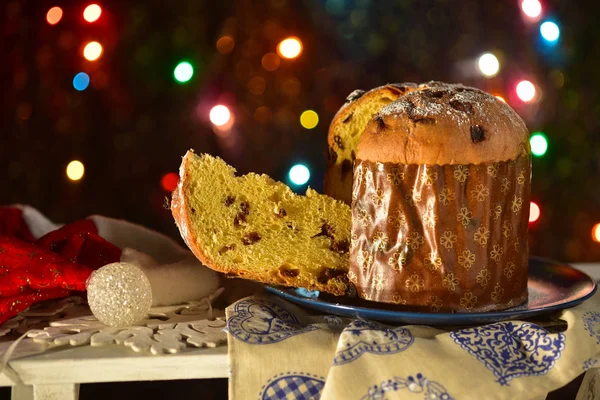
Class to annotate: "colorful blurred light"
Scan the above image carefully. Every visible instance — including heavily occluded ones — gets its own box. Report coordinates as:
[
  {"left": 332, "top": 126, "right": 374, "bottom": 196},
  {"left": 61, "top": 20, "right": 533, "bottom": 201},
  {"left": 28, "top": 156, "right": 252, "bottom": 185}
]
[
  {"left": 593, "top": 224, "right": 600, "bottom": 243},
  {"left": 495, "top": 95, "right": 507, "bottom": 103},
  {"left": 83, "top": 4, "right": 102, "bottom": 22},
  {"left": 209, "top": 105, "right": 231, "bottom": 126},
  {"left": 478, "top": 53, "right": 500, "bottom": 77},
  {"left": 530, "top": 132, "right": 548, "bottom": 156},
  {"left": 516, "top": 80, "right": 536, "bottom": 102},
  {"left": 282, "top": 78, "right": 301, "bottom": 97},
  {"left": 277, "top": 37, "right": 303, "bottom": 59},
  {"left": 174, "top": 61, "right": 194, "bottom": 83},
  {"left": 261, "top": 53, "right": 281, "bottom": 71},
  {"left": 161, "top": 173, "right": 179, "bottom": 192},
  {"left": 46, "top": 7, "right": 63, "bottom": 25},
  {"left": 529, "top": 202, "right": 540, "bottom": 223},
  {"left": 66, "top": 160, "right": 85, "bottom": 181},
  {"left": 83, "top": 41, "right": 103, "bottom": 61},
  {"left": 300, "top": 110, "right": 319, "bottom": 129},
  {"left": 521, "top": 0, "right": 542, "bottom": 18},
  {"left": 289, "top": 164, "right": 310, "bottom": 185},
  {"left": 73, "top": 72, "right": 90, "bottom": 91},
  {"left": 216, "top": 36, "right": 235, "bottom": 55},
  {"left": 540, "top": 21, "right": 560, "bottom": 42},
  {"left": 247, "top": 76, "right": 266, "bottom": 95}
]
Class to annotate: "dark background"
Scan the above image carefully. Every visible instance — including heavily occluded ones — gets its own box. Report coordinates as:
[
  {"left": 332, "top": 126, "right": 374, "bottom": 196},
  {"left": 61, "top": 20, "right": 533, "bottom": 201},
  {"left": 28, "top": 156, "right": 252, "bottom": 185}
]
[{"left": 3, "top": 0, "right": 600, "bottom": 263}]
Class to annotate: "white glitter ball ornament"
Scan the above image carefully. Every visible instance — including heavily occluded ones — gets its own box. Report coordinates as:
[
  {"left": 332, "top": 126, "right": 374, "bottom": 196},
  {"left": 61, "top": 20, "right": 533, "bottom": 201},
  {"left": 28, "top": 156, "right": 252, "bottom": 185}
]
[{"left": 87, "top": 262, "right": 153, "bottom": 327}]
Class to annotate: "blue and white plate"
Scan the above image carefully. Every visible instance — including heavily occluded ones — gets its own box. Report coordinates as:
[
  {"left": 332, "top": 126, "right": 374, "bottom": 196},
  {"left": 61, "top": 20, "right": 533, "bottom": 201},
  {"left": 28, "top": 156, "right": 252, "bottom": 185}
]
[{"left": 265, "top": 257, "right": 597, "bottom": 326}]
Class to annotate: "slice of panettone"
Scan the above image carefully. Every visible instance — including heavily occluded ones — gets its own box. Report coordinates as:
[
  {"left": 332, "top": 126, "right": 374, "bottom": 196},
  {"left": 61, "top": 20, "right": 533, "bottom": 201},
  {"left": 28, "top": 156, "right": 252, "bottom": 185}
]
[{"left": 171, "top": 151, "right": 352, "bottom": 295}]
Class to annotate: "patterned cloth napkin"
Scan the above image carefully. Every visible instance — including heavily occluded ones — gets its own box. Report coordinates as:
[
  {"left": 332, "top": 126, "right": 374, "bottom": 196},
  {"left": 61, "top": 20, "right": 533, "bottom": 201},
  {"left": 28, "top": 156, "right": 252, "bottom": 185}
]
[{"left": 226, "top": 289, "right": 600, "bottom": 400}]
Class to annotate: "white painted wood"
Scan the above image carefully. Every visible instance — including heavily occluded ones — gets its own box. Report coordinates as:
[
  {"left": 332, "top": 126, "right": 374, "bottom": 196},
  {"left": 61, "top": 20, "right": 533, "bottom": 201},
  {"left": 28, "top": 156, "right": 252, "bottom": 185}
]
[
  {"left": 32, "top": 384, "right": 79, "bottom": 400},
  {"left": 9, "top": 345, "right": 229, "bottom": 385},
  {"left": 11, "top": 385, "right": 33, "bottom": 400},
  {"left": 0, "top": 371, "right": 18, "bottom": 387}
]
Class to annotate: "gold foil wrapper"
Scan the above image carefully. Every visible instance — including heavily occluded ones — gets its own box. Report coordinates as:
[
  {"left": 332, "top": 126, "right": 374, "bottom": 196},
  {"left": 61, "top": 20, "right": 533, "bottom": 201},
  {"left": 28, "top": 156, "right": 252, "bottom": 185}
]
[{"left": 350, "top": 156, "right": 531, "bottom": 312}]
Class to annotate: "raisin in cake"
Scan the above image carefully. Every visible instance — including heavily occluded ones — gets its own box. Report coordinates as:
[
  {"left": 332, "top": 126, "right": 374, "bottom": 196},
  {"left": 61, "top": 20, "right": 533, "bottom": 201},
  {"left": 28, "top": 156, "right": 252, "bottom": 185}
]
[
  {"left": 171, "top": 151, "right": 352, "bottom": 295},
  {"left": 324, "top": 83, "right": 419, "bottom": 204}
]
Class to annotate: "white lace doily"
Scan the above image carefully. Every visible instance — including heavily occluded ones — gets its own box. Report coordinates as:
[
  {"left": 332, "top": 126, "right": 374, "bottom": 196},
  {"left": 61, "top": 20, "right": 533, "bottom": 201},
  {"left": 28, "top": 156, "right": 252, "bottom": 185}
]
[{"left": 1, "top": 295, "right": 227, "bottom": 355}]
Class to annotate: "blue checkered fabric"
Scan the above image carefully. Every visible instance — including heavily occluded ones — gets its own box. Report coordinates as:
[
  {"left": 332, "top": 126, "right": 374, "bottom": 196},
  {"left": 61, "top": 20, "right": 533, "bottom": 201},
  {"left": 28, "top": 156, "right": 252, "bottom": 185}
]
[{"left": 263, "top": 375, "right": 324, "bottom": 400}]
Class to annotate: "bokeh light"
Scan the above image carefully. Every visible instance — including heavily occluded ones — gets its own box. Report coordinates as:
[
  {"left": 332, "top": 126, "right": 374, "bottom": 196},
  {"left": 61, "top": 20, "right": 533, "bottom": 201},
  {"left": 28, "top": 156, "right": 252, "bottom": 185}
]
[
  {"left": 174, "top": 61, "right": 194, "bottom": 83},
  {"left": 478, "top": 53, "right": 500, "bottom": 77},
  {"left": 83, "top": 4, "right": 102, "bottom": 23},
  {"left": 247, "top": 76, "right": 266, "bottom": 95},
  {"left": 289, "top": 164, "right": 310, "bottom": 185},
  {"left": 593, "top": 223, "right": 600, "bottom": 243},
  {"left": 516, "top": 80, "right": 536, "bottom": 102},
  {"left": 529, "top": 202, "right": 540, "bottom": 223},
  {"left": 277, "top": 37, "right": 303, "bottom": 59},
  {"left": 209, "top": 105, "right": 231, "bottom": 126},
  {"left": 46, "top": 7, "right": 63, "bottom": 25},
  {"left": 282, "top": 77, "right": 301, "bottom": 97},
  {"left": 261, "top": 53, "right": 281, "bottom": 71},
  {"left": 254, "top": 106, "right": 272, "bottom": 124},
  {"left": 521, "top": 0, "right": 542, "bottom": 18},
  {"left": 216, "top": 36, "right": 235, "bottom": 55},
  {"left": 540, "top": 21, "right": 560, "bottom": 42},
  {"left": 300, "top": 110, "right": 319, "bottom": 129},
  {"left": 326, "top": 0, "right": 345, "bottom": 15},
  {"left": 530, "top": 132, "right": 548, "bottom": 156},
  {"left": 66, "top": 161, "right": 85, "bottom": 181},
  {"left": 161, "top": 173, "right": 179, "bottom": 192},
  {"left": 83, "top": 41, "right": 103, "bottom": 61},
  {"left": 73, "top": 72, "right": 90, "bottom": 91}
]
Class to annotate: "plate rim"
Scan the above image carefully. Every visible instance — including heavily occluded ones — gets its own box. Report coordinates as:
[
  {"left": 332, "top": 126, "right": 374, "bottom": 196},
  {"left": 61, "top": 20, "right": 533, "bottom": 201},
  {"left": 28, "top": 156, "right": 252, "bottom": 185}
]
[{"left": 264, "top": 257, "right": 598, "bottom": 324}]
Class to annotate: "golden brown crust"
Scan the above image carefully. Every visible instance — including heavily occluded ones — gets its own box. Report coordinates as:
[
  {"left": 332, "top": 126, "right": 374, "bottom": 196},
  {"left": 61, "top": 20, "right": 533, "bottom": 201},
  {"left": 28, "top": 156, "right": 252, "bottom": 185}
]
[
  {"left": 326, "top": 83, "right": 419, "bottom": 150},
  {"left": 171, "top": 151, "right": 211, "bottom": 271},
  {"left": 324, "top": 83, "right": 419, "bottom": 204},
  {"left": 357, "top": 82, "right": 531, "bottom": 165}
]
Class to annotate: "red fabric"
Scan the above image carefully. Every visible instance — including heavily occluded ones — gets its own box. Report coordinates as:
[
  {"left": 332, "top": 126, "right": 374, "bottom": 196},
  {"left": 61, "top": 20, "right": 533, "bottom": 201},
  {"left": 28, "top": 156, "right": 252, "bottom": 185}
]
[
  {"left": 36, "top": 219, "right": 97, "bottom": 251},
  {"left": 0, "top": 215, "right": 123, "bottom": 326},
  {"left": 0, "top": 237, "right": 96, "bottom": 295},
  {"left": 0, "top": 207, "right": 35, "bottom": 242},
  {"left": 36, "top": 220, "right": 121, "bottom": 269}
]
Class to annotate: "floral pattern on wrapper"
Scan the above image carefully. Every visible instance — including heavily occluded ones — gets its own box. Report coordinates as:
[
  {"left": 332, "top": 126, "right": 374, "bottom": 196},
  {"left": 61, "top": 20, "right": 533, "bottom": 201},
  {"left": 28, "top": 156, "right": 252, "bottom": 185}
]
[{"left": 350, "top": 155, "right": 531, "bottom": 312}]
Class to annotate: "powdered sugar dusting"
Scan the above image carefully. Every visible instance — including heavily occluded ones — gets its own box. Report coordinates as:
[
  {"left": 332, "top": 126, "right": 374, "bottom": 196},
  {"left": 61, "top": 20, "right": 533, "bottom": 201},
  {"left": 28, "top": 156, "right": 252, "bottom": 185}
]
[
  {"left": 379, "top": 98, "right": 414, "bottom": 116},
  {"left": 379, "top": 83, "right": 469, "bottom": 125},
  {"left": 378, "top": 81, "right": 526, "bottom": 131},
  {"left": 380, "top": 96, "right": 463, "bottom": 124},
  {"left": 452, "top": 87, "right": 525, "bottom": 129}
]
